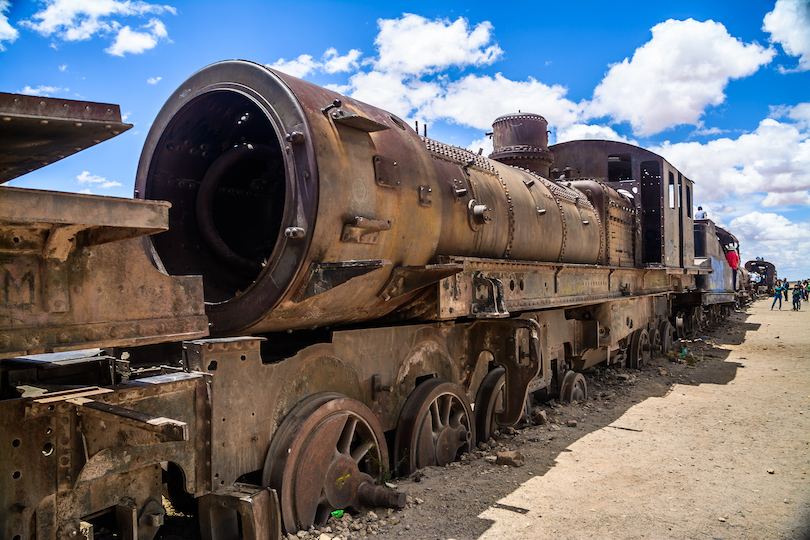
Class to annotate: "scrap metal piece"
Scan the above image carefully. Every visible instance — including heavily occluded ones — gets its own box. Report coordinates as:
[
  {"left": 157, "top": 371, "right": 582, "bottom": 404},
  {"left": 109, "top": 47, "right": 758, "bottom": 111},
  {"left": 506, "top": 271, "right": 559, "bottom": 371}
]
[
  {"left": 379, "top": 263, "right": 463, "bottom": 301},
  {"left": 330, "top": 109, "right": 390, "bottom": 132},
  {"left": 68, "top": 398, "right": 189, "bottom": 442},
  {"left": 198, "top": 484, "right": 282, "bottom": 540},
  {"left": 0, "top": 92, "right": 132, "bottom": 183},
  {"left": 341, "top": 216, "right": 392, "bottom": 244},
  {"left": 292, "top": 260, "right": 388, "bottom": 302}
]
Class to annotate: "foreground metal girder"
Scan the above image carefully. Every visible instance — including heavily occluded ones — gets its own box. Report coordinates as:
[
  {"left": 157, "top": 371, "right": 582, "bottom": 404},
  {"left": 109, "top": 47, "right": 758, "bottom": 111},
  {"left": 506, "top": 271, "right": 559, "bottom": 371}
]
[
  {"left": 0, "top": 187, "right": 208, "bottom": 358},
  {"left": 0, "top": 92, "right": 132, "bottom": 183}
]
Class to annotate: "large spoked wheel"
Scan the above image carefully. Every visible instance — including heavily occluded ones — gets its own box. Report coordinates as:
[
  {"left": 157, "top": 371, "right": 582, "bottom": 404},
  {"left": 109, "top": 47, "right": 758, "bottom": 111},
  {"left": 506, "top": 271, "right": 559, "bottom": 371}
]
[
  {"left": 559, "top": 370, "right": 588, "bottom": 403},
  {"left": 474, "top": 368, "right": 506, "bottom": 446},
  {"left": 658, "top": 320, "right": 675, "bottom": 353},
  {"left": 627, "top": 328, "right": 651, "bottom": 369},
  {"left": 394, "top": 379, "right": 475, "bottom": 477},
  {"left": 262, "top": 394, "right": 388, "bottom": 533}
]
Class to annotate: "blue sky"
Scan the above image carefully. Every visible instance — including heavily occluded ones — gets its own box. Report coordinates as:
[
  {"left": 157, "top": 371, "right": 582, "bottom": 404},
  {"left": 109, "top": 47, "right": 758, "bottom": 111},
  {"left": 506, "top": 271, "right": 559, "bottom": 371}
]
[{"left": 2, "top": 0, "right": 809, "bottom": 279}]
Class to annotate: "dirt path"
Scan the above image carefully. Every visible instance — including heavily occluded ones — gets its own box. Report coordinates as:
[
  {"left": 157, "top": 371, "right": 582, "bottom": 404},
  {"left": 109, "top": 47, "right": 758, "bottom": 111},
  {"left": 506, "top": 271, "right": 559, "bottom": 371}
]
[{"left": 356, "top": 299, "right": 810, "bottom": 540}]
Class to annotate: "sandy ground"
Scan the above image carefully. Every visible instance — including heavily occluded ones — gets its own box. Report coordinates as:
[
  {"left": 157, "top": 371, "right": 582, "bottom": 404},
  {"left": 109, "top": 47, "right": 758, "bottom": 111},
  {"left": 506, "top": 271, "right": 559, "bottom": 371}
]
[{"left": 363, "top": 298, "right": 810, "bottom": 540}]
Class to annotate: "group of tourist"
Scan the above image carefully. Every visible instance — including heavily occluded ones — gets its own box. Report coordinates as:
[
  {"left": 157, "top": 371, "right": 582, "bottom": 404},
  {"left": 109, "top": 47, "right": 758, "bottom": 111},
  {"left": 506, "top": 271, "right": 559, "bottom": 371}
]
[{"left": 770, "top": 279, "right": 809, "bottom": 311}]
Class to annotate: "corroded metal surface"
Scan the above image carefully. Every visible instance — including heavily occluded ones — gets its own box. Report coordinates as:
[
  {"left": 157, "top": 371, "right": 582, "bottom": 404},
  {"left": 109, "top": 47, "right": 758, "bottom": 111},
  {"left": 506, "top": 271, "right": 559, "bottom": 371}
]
[
  {"left": 135, "top": 61, "right": 608, "bottom": 336},
  {"left": 0, "top": 187, "right": 208, "bottom": 358},
  {"left": 0, "top": 92, "right": 132, "bottom": 182}
]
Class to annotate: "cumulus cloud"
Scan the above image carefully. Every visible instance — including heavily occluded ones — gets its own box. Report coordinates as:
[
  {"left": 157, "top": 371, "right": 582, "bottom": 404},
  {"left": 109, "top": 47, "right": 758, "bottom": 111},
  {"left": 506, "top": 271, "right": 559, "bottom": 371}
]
[
  {"left": 21, "top": 0, "right": 175, "bottom": 55},
  {"left": 468, "top": 136, "right": 493, "bottom": 157},
  {"left": 0, "top": 0, "right": 18, "bottom": 51},
  {"left": 77, "top": 170, "right": 122, "bottom": 189},
  {"left": 373, "top": 13, "right": 502, "bottom": 75},
  {"left": 554, "top": 124, "right": 637, "bottom": 145},
  {"left": 323, "top": 48, "right": 362, "bottom": 74},
  {"left": 417, "top": 74, "right": 581, "bottom": 131},
  {"left": 18, "top": 85, "right": 67, "bottom": 96},
  {"left": 650, "top": 116, "right": 810, "bottom": 203},
  {"left": 105, "top": 18, "right": 168, "bottom": 56},
  {"left": 588, "top": 19, "right": 775, "bottom": 136},
  {"left": 763, "top": 0, "right": 810, "bottom": 72},
  {"left": 761, "top": 191, "right": 810, "bottom": 207},
  {"left": 771, "top": 102, "right": 810, "bottom": 129},
  {"left": 730, "top": 211, "right": 810, "bottom": 274},
  {"left": 147, "top": 76, "right": 162, "bottom": 84},
  {"left": 268, "top": 54, "right": 320, "bottom": 78}
]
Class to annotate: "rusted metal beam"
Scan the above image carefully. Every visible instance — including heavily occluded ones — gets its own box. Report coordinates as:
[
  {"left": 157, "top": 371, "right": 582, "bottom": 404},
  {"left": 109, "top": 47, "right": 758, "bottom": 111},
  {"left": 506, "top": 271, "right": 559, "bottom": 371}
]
[{"left": 0, "top": 92, "right": 132, "bottom": 183}]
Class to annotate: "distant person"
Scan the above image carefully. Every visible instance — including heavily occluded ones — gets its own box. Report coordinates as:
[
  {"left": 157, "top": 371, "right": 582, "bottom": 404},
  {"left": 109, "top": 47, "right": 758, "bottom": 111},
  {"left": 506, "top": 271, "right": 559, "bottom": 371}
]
[
  {"left": 784, "top": 281, "right": 789, "bottom": 301},
  {"left": 792, "top": 283, "right": 802, "bottom": 311},
  {"left": 771, "top": 280, "right": 784, "bottom": 310},
  {"left": 695, "top": 206, "right": 707, "bottom": 219},
  {"left": 724, "top": 245, "right": 740, "bottom": 290}
]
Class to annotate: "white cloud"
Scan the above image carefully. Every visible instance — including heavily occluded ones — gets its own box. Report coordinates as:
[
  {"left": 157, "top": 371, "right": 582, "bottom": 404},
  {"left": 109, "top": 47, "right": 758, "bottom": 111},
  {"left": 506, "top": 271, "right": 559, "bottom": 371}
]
[
  {"left": 322, "top": 47, "right": 362, "bottom": 74},
  {"left": 77, "top": 170, "right": 122, "bottom": 189},
  {"left": 761, "top": 191, "right": 810, "bottom": 207},
  {"left": 59, "top": 63, "right": 67, "bottom": 71},
  {"left": 771, "top": 102, "right": 810, "bottom": 129},
  {"left": 417, "top": 73, "right": 581, "bottom": 131},
  {"left": 763, "top": 0, "right": 810, "bottom": 73},
  {"left": 650, "top": 116, "right": 810, "bottom": 203},
  {"left": 268, "top": 54, "right": 320, "bottom": 78},
  {"left": 147, "top": 76, "right": 162, "bottom": 84},
  {"left": 588, "top": 19, "right": 775, "bottom": 136},
  {"left": 554, "top": 124, "right": 637, "bottom": 145},
  {"left": 373, "top": 13, "right": 502, "bottom": 75},
  {"left": 729, "top": 211, "right": 810, "bottom": 276},
  {"left": 105, "top": 18, "right": 168, "bottom": 56},
  {"left": 21, "top": 0, "right": 175, "bottom": 53},
  {"left": 468, "top": 136, "right": 493, "bottom": 157},
  {"left": 0, "top": 0, "right": 19, "bottom": 51},
  {"left": 18, "top": 85, "right": 67, "bottom": 96}
]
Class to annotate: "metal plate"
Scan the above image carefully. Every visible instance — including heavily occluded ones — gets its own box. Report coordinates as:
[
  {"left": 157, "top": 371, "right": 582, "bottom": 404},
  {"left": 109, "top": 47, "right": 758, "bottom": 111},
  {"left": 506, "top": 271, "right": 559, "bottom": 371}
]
[{"left": 0, "top": 92, "right": 132, "bottom": 183}]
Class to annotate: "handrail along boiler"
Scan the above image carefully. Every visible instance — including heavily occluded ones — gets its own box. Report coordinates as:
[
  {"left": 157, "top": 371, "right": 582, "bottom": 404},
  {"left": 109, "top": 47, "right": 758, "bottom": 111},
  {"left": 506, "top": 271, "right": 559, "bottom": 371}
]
[{"left": 0, "top": 60, "right": 739, "bottom": 540}]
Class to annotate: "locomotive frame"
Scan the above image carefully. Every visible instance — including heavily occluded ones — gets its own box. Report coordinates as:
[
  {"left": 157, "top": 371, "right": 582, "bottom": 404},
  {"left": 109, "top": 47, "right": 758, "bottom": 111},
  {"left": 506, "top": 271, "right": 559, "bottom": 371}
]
[{"left": 1, "top": 62, "right": 740, "bottom": 540}]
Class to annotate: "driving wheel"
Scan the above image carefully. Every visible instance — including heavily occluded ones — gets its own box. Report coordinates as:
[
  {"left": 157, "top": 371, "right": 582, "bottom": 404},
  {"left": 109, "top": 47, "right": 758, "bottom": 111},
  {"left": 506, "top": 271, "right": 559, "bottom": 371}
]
[
  {"left": 394, "top": 379, "right": 475, "bottom": 476},
  {"left": 627, "top": 328, "right": 651, "bottom": 369},
  {"left": 262, "top": 394, "right": 389, "bottom": 533},
  {"left": 474, "top": 368, "right": 506, "bottom": 445},
  {"left": 560, "top": 370, "right": 588, "bottom": 403},
  {"left": 658, "top": 320, "right": 674, "bottom": 353}
]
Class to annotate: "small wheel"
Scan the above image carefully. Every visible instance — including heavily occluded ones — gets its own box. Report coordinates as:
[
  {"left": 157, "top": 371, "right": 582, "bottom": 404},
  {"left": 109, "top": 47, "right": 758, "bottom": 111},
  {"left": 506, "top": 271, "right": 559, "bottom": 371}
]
[
  {"left": 262, "top": 394, "right": 388, "bottom": 533},
  {"left": 474, "top": 368, "right": 506, "bottom": 446},
  {"left": 692, "top": 306, "right": 703, "bottom": 334},
  {"left": 394, "top": 379, "right": 475, "bottom": 476},
  {"left": 627, "top": 328, "right": 650, "bottom": 369},
  {"left": 649, "top": 327, "right": 662, "bottom": 355},
  {"left": 658, "top": 320, "right": 674, "bottom": 353},
  {"left": 560, "top": 371, "right": 587, "bottom": 403},
  {"left": 675, "top": 311, "right": 686, "bottom": 339}
]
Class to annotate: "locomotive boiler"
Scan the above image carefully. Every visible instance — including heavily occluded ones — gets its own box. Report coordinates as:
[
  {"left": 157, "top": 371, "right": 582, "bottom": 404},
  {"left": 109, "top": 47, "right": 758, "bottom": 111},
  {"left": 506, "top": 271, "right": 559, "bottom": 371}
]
[{"left": 1, "top": 60, "right": 738, "bottom": 540}]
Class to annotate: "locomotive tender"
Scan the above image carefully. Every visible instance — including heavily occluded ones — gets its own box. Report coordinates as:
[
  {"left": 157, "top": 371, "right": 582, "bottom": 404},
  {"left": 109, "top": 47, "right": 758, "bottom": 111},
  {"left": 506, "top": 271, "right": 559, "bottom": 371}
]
[{"left": 1, "top": 60, "right": 738, "bottom": 539}]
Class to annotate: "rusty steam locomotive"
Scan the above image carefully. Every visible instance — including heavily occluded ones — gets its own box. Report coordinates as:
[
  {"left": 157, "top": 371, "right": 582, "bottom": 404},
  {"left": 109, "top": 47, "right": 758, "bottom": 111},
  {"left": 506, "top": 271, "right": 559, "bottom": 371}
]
[{"left": 1, "top": 60, "right": 739, "bottom": 540}]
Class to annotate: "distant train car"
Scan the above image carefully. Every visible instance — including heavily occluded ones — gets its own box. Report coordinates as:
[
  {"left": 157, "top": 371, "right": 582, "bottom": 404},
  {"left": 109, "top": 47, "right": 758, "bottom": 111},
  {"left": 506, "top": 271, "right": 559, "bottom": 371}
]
[{"left": 744, "top": 260, "right": 777, "bottom": 295}]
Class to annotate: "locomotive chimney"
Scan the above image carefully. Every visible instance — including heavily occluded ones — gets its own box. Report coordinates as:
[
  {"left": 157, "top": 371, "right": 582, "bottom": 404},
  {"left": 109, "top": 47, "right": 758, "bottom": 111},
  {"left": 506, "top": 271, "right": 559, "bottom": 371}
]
[{"left": 488, "top": 113, "right": 554, "bottom": 178}]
